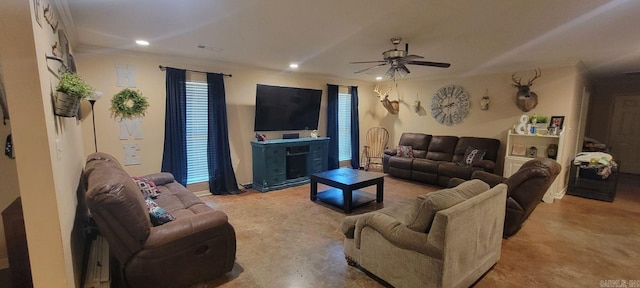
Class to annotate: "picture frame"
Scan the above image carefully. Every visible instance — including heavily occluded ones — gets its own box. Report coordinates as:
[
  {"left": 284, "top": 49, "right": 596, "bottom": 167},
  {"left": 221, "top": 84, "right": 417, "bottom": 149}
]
[
  {"left": 57, "top": 29, "right": 74, "bottom": 73},
  {"left": 58, "top": 29, "right": 68, "bottom": 64},
  {"left": 549, "top": 116, "right": 565, "bottom": 129},
  {"left": 512, "top": 144, "right": 527, "bottom": 156}
]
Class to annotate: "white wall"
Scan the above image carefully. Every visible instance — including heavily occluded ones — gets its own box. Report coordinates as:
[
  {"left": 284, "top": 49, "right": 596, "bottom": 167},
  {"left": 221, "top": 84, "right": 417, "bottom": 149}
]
[
  {"left": 0, "top": 0, "right": 85, "bottom": 286},
  {"left": 382, "top": 65, "right": 583, "bottom": 180},
  {"left": 75, "top": 50, "right": 376, "bottom": 186},
  {"left": 77, "top": 46, "right": 584, "bottom": 199}
]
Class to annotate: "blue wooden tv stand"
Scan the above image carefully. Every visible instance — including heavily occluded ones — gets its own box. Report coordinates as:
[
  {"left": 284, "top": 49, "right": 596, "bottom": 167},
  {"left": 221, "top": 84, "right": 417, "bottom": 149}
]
[{"left": 251, "top": 137, "right": 329, "bottom": 192}]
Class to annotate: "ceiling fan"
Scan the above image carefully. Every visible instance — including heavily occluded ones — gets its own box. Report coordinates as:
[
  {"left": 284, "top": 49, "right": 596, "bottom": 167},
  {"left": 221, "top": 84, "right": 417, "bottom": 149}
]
[{"left": 350, "top": 37, "right": 451, "bottom": 79}]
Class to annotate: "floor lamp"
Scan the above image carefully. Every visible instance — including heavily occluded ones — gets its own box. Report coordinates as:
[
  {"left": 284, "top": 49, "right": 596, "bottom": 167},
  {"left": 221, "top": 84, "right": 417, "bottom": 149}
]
[{"left": 86, "top": 92, "right": 103, "bottom": 152}]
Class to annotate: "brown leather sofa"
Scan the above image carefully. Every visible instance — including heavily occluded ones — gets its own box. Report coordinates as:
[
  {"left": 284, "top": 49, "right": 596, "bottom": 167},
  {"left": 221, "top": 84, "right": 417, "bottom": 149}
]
[
  {"left": 383, "top": 133, "right": 500, "bottom": 187},
  {"left": 449, "top": 158, "right": 561, "bottom": 238},
  {"left": 83, "top": 152, "right": 236, "bottom": 288}
]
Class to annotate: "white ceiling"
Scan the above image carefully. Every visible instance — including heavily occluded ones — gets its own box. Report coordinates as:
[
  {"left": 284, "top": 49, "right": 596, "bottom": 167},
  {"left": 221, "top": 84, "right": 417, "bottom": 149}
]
[{"left": 63, "top": 0, "right": 640, "bottom": 82}]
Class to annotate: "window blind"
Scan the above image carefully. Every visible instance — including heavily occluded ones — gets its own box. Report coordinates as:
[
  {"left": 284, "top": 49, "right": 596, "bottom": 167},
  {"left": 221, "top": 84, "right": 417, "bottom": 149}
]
[
  {"left": 186, "top": 81, "right": 210, "bottom": 184},
  {"left": 338, "top": 93, "right": 352, "bottom": 161}
]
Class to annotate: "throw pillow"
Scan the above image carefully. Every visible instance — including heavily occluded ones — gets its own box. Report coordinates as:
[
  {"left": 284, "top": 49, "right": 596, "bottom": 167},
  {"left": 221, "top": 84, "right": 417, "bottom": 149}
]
[
  {"left": 145, "top": 197, "right": 176, "bottom": 226},
  {"left": 460, "top": 146, "right": 486, "bottom": 166},
  {"left": 132, "top": 177, "right": 160, "bottom": 198},
  {"left": 397, "top": 145, "right": 414, "bottom": 158},
  {"left": 405, "top": 179, "right": 489, "bottom": 233}
]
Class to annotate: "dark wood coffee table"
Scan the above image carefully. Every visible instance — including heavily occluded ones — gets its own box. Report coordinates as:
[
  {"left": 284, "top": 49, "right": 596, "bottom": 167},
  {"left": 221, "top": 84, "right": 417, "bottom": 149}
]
[{"left": 310, "top": 168, "right": 384, "bottom": 213}]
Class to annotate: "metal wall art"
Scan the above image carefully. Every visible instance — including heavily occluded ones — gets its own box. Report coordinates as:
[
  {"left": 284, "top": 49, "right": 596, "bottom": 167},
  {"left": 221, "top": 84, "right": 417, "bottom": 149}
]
[
  {"left": 44, "top": 3, "right": 58, "bottom": 31},
  {"left": 480, "top": 89, "right": 490, "bottom": 110}
]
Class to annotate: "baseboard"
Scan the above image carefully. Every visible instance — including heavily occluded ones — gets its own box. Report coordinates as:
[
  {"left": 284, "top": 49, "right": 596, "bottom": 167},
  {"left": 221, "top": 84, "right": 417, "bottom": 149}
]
[
  {"left": 84, "top": 235, "right": 110, "bottom": 288},
  {"left": 556, "top": 187, "right": 567, "bottom": 199},
  {"left": 0, "top": 257, "right": 9, "bottom": 270}
]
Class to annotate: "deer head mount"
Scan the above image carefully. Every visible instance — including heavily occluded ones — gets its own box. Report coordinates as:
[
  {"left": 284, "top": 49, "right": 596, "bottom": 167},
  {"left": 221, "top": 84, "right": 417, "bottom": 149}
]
[
  {"left": 512, "top": 69, "right": 541, "bottom": 112},
  {"left": 374, "top": 84, "right": 399, "bottom": 114}
]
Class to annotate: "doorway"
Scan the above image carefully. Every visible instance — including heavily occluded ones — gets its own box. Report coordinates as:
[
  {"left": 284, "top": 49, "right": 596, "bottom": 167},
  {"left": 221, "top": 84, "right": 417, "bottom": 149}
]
[{"left": 608, "top": 95, "right": 640, "bottom": 174}]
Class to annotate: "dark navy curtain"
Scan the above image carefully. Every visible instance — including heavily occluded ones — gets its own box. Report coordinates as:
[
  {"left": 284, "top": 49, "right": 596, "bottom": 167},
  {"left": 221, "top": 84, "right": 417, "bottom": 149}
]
[
  {"left": 206, "top": 73, "right": 240, "bottom": 195},
  {"left": 350, "top": 86, "right": 360, "bottom": 169},
  {"left": 326, "top": 84, "right": 339, "bottom": 170},
  {"left": 161, "top": 68, "right": 188, "bottom": 185}
]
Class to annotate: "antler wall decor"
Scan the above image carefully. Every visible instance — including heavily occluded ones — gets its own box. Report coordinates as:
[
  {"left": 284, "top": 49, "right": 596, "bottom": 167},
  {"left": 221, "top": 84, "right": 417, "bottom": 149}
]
[
  {"left": 511, "top": 68, "right": 541, "bottom": 112},
  {"left": 373, "top": 84, "right": 399, "bottom": 114}
]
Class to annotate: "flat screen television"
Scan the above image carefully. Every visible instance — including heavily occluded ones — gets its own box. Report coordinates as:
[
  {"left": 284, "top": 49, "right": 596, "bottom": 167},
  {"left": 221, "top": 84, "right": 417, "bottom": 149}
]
[{"left": 254, "top": 84, "right": 322, "bottom": 131}]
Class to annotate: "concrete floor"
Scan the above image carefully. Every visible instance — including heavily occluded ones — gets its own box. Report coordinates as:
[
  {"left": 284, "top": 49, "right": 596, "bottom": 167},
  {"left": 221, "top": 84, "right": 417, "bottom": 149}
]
[{"left": 194, "top": 171, "right": 640, "bottom": 288}]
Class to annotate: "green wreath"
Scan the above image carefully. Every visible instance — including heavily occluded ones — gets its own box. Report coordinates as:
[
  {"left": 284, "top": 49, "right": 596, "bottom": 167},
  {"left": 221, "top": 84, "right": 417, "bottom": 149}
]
[{"left": 110, "top": 88, "right": 149, "bottom": 119}]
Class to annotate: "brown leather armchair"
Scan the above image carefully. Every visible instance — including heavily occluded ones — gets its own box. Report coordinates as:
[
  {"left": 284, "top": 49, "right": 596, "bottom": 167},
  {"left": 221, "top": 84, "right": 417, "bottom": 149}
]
[
  {"left": 83, "top": 153, "right": 236, "bottom": 287},
  {"left": 449, "top": 158, "right": 561, "bottom": 238}
]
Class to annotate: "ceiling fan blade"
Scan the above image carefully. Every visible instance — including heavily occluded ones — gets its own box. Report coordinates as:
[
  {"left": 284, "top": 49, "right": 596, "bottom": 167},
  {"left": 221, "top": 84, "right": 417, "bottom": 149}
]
[
  {"left": 350, "top": 60, "right": 387, "bottom": 64},
  {"left": 399, "top": 65, "right": 411, "bottom": 74},
  {"left": 354, "top": 63, "right": 388, "bottom": 74},
  {"left": 400, "top": 55, "right": 424, "bottom": 63},
  {"left": 407, "top": 60, "right": 451, "bottom": 68}
]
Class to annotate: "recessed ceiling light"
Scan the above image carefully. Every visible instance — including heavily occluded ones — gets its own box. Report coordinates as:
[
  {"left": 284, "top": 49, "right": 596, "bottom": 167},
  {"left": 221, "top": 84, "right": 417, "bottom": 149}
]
[
  {"left": 135, "top": 40, "right": 150, "bottom": 46},
  {"left": 376, "top": 76, "right": 383, "bottom": 80},
  {"left": 289, "top": 63, "right": 299, "bottom": 69}
]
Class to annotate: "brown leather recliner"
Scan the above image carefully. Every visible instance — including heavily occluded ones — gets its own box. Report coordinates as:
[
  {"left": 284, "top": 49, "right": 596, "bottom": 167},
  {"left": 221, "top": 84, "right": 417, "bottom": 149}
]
[
  {"left": 382, "top": 133, "right": 432, "bottom": 176},
  {"left": 449, "top": 158, "right": 561, "bottom": 238},
  {"left": 83, "top": 153, "right": 236, "bottom": 288},
  {"left": 437, "top": 137, "right": 501, "bottom": 185}
]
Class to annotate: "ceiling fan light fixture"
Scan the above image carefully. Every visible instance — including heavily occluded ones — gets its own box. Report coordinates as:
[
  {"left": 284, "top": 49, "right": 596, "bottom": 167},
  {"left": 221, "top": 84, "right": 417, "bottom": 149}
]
[
  {"left": 376, "top": 76, "right": 383, "bottom": 80},
  {"left": 289, "top": 63, "right": 299, "bottom": 69},
  {"left": 350, "top": 37, "right": 451, "bottom": 77},
  {"left": 392, "top": 69, "right": 406, "bottom": 79},
  {"left": 384, "top": 67, "right": 395, "bottom": 79}
]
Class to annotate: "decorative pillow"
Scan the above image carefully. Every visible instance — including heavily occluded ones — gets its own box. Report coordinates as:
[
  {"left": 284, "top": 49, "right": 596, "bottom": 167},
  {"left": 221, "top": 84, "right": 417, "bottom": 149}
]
[
  {"left": 405, "top": 179, "right": 489, "bottom": 233},
  {"left": 145, "top": 197, "right": 176, "bottom": 226},
  {"left": 396, "top": 145, "right": 414, "bottom": 158},
  {"left": 460, "top": 146, "right": 486, "bottom": 166},
  {"left": 132, "top": 177, "right": 160, "bottom": 198}
]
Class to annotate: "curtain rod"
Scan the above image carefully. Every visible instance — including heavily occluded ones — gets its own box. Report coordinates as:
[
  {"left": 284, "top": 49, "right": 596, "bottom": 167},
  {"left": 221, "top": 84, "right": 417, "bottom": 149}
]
[
  {"left": 158, "top": 65, "right": 232, "bottom": 77},
  {"left": 327, "top": 84, "right": 357, "bottom": 88}
]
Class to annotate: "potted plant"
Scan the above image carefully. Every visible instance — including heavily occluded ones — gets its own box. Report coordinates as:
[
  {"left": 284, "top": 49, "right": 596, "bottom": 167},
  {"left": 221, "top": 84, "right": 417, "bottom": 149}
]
[
  {"left": 55, "top": 72, "right": 94, "bottom": 117},
  {"left": 530, "top": 115, "right": 548, "bottom": 130},
  {"left": 110, "top": 88, "right": 149, "bottom": 119},
  {"left": 529, "top": 114, "right": 549, "bottom": 131}
]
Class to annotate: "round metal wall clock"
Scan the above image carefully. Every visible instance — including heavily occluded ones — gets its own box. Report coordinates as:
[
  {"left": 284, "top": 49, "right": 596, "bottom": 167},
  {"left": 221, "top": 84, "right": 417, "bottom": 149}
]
[{"left": 430, "top": 85, "right": 470, "bottom": 125}]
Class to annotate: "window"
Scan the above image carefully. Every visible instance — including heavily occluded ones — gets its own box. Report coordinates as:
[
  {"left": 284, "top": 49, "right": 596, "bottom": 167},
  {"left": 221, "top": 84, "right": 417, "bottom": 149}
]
[
  {"left": 185, "top": 81, "right": 209, "bottom": 184},
  {"left": 338, "top": 92, "right": 352, "bottom": 161}
]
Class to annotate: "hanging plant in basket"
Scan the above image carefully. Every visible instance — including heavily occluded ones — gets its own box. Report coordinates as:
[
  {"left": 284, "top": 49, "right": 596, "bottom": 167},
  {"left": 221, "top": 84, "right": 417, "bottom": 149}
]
[
  {"left": 110, "top": 88, "right": 149, "bottom": 119},
  {"left": 55, "top": 72, "right": 94, "bottom": 117}
]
